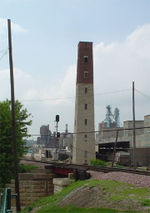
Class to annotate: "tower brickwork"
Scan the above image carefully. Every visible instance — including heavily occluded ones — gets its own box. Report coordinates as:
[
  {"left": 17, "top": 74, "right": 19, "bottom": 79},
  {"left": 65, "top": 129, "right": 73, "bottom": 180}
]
[{"left": 72, "top": 41, "right": 95, "bottom": 165}]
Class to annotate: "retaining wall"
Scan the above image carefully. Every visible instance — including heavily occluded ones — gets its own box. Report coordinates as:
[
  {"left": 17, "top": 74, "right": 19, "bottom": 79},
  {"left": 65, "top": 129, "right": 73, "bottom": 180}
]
[{"left": 7, "top": 170, "right": 55, "bottom": 208}]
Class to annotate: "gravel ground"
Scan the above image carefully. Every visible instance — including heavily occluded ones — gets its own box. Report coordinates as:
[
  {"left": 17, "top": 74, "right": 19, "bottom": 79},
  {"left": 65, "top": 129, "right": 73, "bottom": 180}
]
[{"left": 89, "top": 170, "right": 150, "bottom": 188}]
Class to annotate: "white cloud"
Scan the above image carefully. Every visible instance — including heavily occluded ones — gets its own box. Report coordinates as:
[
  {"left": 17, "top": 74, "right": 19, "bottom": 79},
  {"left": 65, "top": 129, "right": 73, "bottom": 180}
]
[
  {"left": 94, "top": 24, "right": 150, "bottom": 127},
  {"left": 59, "top": 65, "right": 76, "bottom": 99},
  {"left": 94, "top": 24, "right": 150, "bottom": 93},
  {"left": 0, "top": 18, "right": 27, "bottom": 35},
  {"left": 0, "top": 66, "right": 76, "bottom": 133},
  {"left": 12, "top": 22, "right": 27, "bottom": 33}
]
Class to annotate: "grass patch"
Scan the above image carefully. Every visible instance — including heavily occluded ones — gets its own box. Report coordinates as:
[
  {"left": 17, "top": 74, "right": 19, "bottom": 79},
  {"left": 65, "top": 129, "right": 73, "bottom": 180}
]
[
  {"left": 137, "top": 167, "right": 147, "bottom": 171},
  {"left": 18, "top": 164, "right": 38, "bottom": 173},
  {"left": 98, "top": 179, "right": 150, "bottom": 204},
  {"left": 90, "top": 159, "right": 108, "bottom": 166},
  {"left": 114, "top": 164, "right": 128, "bottom": 169},
  {"left": 35, "top": 206, "right": 128, "bottom": 213},
  {"left": 141, "top": 199, "right": 150, "bottom": 206}
]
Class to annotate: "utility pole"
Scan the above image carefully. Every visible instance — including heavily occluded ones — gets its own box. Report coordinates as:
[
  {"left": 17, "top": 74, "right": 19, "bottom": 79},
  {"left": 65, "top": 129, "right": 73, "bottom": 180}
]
[
  {"left": 111, "top": 130, "right": 119, "bottom": 167},
  {"left": 132, "top": 81, "right": 136, "bottom": 170},
  {"left": 8, "top": 19, "right": 21, "bottom": 212}
]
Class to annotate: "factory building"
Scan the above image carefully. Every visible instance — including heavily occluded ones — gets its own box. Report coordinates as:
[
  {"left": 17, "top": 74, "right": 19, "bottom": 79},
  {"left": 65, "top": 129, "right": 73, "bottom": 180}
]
[{"left": 96, "top": 115, "right": 150, "bottom": 166}]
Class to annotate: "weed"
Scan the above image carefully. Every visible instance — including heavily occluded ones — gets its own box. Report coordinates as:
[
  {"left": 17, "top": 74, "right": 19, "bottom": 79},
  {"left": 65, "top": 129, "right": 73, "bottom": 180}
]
[
  {"left": 90, "top": 159, "right": 108, "bottom": 166},
  {"left": 141, "top": 198, "right": 150, "bottom": 206},
  {"left": 18, "top": 164, "right": 38, "bottom": 173}
]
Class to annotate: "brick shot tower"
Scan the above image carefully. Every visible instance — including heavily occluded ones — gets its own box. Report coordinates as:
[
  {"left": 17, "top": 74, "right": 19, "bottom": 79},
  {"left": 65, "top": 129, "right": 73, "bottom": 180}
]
[{"left": 72, "top": 41, "right": 95, "bottom": 165}]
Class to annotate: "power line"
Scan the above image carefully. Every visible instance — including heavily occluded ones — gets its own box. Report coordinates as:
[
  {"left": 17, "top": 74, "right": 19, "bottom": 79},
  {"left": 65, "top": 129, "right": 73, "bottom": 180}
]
[
  {"left": 20, "top": 89, "right": 130, "bottom": 103},
  {"left": 0, "top": 48, "right": 8, "bottom": 53},
  {"left": 20, "top": 125, "right": 150, "bottom": 137},
  {"left": 21, "top": 96, "right": 74, "bottom": 102},
  {"left": 95, "top": 89, "right": 130, "bottom": 96},
  {"left": 1, "top": 125, "right": 150, "bottom": 140},
  {"left": 135, "top": 89, "right": 150, "bottom": 101},
  {"left": 0, "top": 49, "right": 8, "bottom": 62}
]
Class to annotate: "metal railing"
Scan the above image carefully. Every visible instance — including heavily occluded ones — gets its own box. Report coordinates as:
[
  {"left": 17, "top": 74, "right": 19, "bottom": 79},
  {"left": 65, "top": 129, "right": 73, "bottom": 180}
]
[{"left": 0, "top": 188, "right": 12, "bottom": 213}]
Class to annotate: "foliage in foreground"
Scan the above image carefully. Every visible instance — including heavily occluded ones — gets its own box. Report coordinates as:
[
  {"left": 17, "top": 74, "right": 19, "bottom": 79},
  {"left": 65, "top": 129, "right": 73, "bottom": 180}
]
[
  {"left": 90, "top": 159, "right": 108, "bottom": 166},
  {"left": 18, "top": 164, "right": 37, "bottom": 173},
  {"left": 0, "top": 100, "right": 32, "bottom": 187},
  {"left": 21, "top": 179, "right": 150, "bottom": 213}
]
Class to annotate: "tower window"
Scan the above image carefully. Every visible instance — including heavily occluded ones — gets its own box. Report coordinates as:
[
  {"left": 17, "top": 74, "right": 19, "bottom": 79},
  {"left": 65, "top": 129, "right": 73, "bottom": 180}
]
[
  {"left": 84, "top": 71, "right": 88, "bottom": 78},
  {"left": 85, "top": 42, "right": 88, "bottom": 48},
  {"left": 84, "top": 134, "right": 87, "bottom": 142},
  {"left": 85, "top": 104, "right": 87, "bottom": 110},
  {"left": 84, "top": 119, "right": 87, "bottom": 125},
  {"left": 84, "top": 160, "right": 88, "bottom": 164},
  {"left": 85, "top": 88, "right": 88, "bottom": 94},
  {"left": 84, "top": 56, "right": 88, "bottom": 63},
  {"left": 84, "top": 150, "right": 87, "bottom": 158}
]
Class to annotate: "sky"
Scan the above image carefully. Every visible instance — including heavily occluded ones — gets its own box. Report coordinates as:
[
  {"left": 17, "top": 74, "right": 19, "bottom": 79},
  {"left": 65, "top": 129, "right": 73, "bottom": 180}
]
[{"left": 1, "top": 0, "right": 150, "bottom": 137}]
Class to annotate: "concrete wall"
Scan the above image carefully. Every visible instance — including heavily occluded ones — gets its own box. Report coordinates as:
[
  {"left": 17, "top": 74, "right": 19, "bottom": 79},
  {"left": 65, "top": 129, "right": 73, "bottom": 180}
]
[
  {"left": 129, "top": 148, "right": 150, "bottom": 166},
  {"left": 124, "top": 120, "right": 144, "bottom": 137},
  {"left": 7, "top": 170, "right": 55, "bottom": 209},
  {"left": 144, "top": 115, "right": 150, "bottom": 134},
  {"left": 53, "top": 178, "right": 74, "bottom": 194},
  {"left": 96, "top": 115, "right": 150, "bottom": 166}
]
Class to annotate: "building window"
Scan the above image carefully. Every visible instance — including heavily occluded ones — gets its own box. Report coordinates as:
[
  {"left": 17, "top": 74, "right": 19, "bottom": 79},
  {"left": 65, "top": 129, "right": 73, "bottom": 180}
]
[
  {"left": 84, "top": 119, "right": 87, "bottom": 125},
  {"left": 84, "top": 71, "right": 88, "bottom": 78},
  {"left": 84, "top": 134, "right": 87, "bottom": 142},
  {"left": 84, "top": 56, "right": 88, "bottom": 63},
  {"left": 84, "top": 160, "right": 88, "bottom": 164},
  {"left": 84, "top": 104, "right": 87, "bottom": 110},
  {"left": 85, "top": 88, "right": 88, "bottom": 94}
]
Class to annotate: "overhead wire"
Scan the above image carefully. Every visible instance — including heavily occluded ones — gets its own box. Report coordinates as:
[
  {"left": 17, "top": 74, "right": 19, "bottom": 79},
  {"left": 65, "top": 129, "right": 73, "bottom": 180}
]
[
  {"left": 0, "top": 48, "right": 8, "bottom": 53},
  {"left": 135, "top": 89, "right": 150, "bottom": 101},
  {"left": 1, "top": 125, "right": 149, "bottom": 140},
  {"left": 0, "top": 49, "right": 8, "bottom": 62},
  {"left": 20, "top": 89, "right": 130, "bottom": 103},
  {"left": 25, "top": 125, "right": 150, "bottom": 136}
]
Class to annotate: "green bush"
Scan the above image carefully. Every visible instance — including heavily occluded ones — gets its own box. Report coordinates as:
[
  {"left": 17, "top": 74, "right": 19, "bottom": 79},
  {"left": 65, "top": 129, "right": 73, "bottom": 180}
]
[
  {"left": 141, "top": 198, "right": 150, "bottom": 206},
  {"left": 90, "top": 159, "right": 108, "bottom": 166},
  {"left": 0, "top": 100, "right": 32, "bottom": 187},
  {"left": 18, "top": 164, "right": 37, "bottom": 173}
]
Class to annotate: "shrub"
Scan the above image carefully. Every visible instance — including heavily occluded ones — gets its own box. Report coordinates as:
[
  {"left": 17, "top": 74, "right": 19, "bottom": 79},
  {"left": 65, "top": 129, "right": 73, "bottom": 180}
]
[
  {"left": 90, "top": 159, "right": 108, "bottom": 166},
  {"left": 18, "top": 164, "right": 37, "bottom": 173}
]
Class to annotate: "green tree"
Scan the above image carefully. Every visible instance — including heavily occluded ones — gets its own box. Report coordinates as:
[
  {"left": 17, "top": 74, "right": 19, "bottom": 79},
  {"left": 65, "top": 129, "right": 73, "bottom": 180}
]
[{"left": 0, "top": 100, "right": 32, "bottom": 187}]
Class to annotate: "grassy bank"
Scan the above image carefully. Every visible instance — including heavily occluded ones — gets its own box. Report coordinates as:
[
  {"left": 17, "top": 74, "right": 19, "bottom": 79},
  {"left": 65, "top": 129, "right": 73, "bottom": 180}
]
[{"left": 21, "top": 179, "right": 150, "bottom": 213}]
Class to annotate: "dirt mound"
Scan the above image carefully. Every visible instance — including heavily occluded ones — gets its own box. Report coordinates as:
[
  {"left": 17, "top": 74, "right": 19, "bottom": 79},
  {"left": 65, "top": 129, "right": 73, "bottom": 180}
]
[{"left": 58, "top": 185, "right": 146, "bottom": 211}]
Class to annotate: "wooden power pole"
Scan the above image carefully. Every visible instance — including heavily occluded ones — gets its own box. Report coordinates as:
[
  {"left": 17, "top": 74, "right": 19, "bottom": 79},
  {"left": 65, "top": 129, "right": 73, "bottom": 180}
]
[
  {"left": 111, "top": 130, "right": 119, "bottom": 167},
  {"left": 8, "top": 19, "right": 21, "bottom": 212},
  {"left": 132, "top": 81, "right": 136, "bottom": 170}
]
